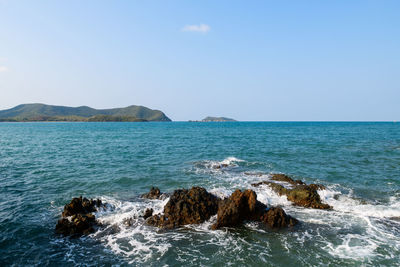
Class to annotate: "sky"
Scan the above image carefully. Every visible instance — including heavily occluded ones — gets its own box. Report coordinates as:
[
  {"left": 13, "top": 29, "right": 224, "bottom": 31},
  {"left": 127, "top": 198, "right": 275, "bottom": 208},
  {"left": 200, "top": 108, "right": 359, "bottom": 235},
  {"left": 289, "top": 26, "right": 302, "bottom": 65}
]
[{"left": 0, "top": 0, "right": 399, "bottom": 121}]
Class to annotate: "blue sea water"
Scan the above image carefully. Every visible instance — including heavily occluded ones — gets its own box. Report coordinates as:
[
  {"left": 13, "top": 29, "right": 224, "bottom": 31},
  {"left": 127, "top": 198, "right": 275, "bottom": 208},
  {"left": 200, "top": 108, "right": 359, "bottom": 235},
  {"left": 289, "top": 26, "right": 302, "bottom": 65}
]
[{"left": 0, "top": 122, "right": 399, "bottom": 266}]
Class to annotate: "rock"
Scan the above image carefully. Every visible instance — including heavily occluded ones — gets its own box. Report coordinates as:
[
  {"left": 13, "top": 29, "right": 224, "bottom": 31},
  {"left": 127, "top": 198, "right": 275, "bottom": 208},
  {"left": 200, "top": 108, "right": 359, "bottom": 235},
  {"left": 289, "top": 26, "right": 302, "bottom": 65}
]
[
  {"left": 141, "top": 187, "right": 162, "bottom": 199},
  {"left": 55, "top": 196, "right": 102, "bottom": 236},
  {"left": 308, "top": 184, "right": 326, "bottom": 191},
  {"left": 270, "top": 173, "right": 302, "bottom": 186},
  {"left": 62, "top": 196, "right": 102, "bottom": 217},
  {"left": 211, "top": 189, "right": 265, "bottom": 229},
  {"left": 244, "top": 172, "right": 265, "bottom": 177},
  {"left": 211, "top": 189, "right": 298, "bottom": 230},
  {"left": 260, "top": 207, "right": 298, "bottom": 228},
  {"left": 146, "top": 187, "right": 220, "bottom": 229},
  {"left": 213, "top": 163, "right": 229, "bottom": 169},
  {"left": 252, "top": 174, "right": 331, "bottom": 210},
  {"left": 286, "top": 185, "right": 331, "bottom": 209},
  {"left": 143, "top": 208, "right": 153, "bottom": 219},
  {"left": 123, "top": 217, "right": 135, "bottom": 227}
]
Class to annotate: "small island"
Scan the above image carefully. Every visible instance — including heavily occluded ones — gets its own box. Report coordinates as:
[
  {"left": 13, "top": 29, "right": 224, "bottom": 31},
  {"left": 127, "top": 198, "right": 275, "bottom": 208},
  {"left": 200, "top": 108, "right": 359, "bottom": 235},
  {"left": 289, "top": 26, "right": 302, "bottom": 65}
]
[{"left": 190, "top": 116, "right": 237, "bottom": 122}]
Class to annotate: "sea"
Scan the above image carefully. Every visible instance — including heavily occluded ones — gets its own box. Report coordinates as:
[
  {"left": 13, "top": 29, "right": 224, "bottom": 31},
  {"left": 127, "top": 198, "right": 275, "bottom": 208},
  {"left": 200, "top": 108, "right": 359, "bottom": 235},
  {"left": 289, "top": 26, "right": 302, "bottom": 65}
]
[{"left": 0, "top": 122, "right": 399, "bottom": 266}]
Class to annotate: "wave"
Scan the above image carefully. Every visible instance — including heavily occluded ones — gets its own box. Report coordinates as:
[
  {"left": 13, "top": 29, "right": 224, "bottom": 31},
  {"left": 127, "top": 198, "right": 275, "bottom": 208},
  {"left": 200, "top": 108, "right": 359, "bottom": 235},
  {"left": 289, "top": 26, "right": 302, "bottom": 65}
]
[
  {"left": 57, "top": 157, "right": 400, "bottom": 264},
  {"left": 192, "top": 157, "right": 245, "bottom": 173}
]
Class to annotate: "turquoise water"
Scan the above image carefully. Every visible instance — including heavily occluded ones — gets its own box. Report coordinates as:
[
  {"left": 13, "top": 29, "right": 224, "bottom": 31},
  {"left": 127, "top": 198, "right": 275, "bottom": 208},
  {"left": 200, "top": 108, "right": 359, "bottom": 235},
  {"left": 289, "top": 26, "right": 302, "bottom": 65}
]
[{"left": 1, "top": 122, "right": 400, "bottom": 266}]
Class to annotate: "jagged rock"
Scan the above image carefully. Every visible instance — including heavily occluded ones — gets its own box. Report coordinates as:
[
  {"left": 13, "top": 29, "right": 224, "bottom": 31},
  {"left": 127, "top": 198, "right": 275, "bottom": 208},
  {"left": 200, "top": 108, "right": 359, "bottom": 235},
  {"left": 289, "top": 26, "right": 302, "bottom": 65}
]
[
  {"left": 260, "top": 207, "right": 298, "bottom": 228},
  {"left": 252, "top": 174, "right": 331, "bottom": 210},
  {"left": 143, "top": 208, "right": 153, "bottom": 219},
  {"left": 270, "top": 173, "right": 303, "bottom": 186},
  {"left": 62, "top": 196, "right": 102, "bottom": 217},
  {"left": 286, "top": 185, "right": 330, "bottom": 209},
  {"left": 55, "top": 196, "right": 102, "bottom": 236},
  {"left": 211, "top": 189, "right": 264, "bottom": 229},
  {"left": 308, "top": 184, "right": 326, "bottom": 191},
  {"left": 146, "top": 187, "right": 220, "bottom": 229},
  {"left": 211, "top": 189, "right": 298, "bottom": 229},
  {"left": 56, "top": 214, "right": 96, "bottom": 235},
  {"left": 141, "top": 187, "right": 162, "bottom": 199}
]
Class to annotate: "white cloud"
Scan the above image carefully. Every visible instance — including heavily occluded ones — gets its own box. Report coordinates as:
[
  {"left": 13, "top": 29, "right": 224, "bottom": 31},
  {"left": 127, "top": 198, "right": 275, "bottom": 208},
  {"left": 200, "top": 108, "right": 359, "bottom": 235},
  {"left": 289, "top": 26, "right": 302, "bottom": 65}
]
[
  {"left": 0, "top": 66, "right": 8, "bottom": 72},
  {"left": 181, "top": 24, "right": 210, "bottom": 33}
]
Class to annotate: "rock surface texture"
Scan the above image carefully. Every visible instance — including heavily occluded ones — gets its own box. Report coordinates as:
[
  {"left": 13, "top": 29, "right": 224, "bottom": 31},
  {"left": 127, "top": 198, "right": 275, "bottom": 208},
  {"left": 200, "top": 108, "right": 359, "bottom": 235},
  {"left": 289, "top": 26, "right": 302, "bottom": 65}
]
[
  {"left": 252, "top": 173, "right": 331, "bottom": 210},
  {"left": 146, "top": 187, "right": 220, "bottom": 229},
  {"left": 55, "top": 196, "right": 102, "bottom": 236},
  {"left": 211, "top": 189, "right": 297, "bottom": 229},
  {"left": 146, "top": 187, "right": 298, "bottom": 230},
  {"left": 141, "top": 187, "right": 162, "bottom": 199}
]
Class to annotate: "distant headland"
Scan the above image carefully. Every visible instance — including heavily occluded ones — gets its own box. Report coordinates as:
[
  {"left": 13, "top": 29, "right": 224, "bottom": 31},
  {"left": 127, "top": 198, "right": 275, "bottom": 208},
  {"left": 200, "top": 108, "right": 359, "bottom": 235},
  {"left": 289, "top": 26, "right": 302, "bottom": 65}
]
[
  {"left": 189, "top": 116, "right": 237, "bottom": 122},
  {"left": 0, "top": 104, "right": 171, "bottom": 122}
]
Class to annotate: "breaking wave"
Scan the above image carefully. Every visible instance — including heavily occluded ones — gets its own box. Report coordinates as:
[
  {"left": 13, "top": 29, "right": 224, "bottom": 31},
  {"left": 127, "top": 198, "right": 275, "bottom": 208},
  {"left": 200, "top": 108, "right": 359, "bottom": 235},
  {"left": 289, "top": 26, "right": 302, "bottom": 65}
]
[{"left": 57, "top": 157, "right": 400, "bottom": 265}]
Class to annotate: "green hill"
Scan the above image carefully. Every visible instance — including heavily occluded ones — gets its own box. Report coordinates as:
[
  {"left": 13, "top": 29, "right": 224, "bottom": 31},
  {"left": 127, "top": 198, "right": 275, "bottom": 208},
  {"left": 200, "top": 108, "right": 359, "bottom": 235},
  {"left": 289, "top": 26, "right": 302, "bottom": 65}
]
[{"left": 0, "top": 104, "right": 171, "bottom": 122}]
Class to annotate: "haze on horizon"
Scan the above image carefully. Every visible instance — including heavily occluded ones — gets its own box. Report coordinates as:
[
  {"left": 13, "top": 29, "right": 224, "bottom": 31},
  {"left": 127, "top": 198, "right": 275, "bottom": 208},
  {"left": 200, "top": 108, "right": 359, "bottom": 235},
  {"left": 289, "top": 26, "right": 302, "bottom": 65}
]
[{"left": 0, "top": 0, "right": 399, "bottom": 121}]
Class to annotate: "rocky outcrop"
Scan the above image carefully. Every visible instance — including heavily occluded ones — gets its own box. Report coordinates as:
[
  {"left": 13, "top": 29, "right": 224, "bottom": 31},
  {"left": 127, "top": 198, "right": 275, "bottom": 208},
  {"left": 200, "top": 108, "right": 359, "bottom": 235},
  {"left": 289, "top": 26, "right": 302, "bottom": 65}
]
[
  {"left": 252, "top": 174, "right": 331, "bottom": 210},
  {"left": 55, "top": 196, "right": 102, "bottom": 236},
  {"left": 145, "top": 187, "right": 298, "bottom": 230},
  {"left": 141, "top": 187, "right": 162, "bottom": 199},
  {"left": 146, "top": 187, "right": 220, "bottom": 229},
  {"left": 211, "top": 189, "right": 297, "bottom": 229}
]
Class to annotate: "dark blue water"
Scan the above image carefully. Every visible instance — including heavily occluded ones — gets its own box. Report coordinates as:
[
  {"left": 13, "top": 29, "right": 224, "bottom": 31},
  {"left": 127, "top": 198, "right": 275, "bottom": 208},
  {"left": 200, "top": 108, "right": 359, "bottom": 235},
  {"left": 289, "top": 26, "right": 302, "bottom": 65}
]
[{"left": 0, "top": 122, "right": 399, "bottom": 266}]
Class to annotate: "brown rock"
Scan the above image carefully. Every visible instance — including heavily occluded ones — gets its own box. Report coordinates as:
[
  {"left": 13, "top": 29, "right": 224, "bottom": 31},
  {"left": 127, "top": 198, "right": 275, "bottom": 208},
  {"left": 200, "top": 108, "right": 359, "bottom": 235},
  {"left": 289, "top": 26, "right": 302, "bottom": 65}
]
[
  {"left": 252, "top": 174, "right": 331, "bottom": 210},
  {"left": 286, "top": 185, "right": 331, "bottom": 209},
  {"left": 260, "top": 207, "right": 298, "bottom": 228},
  {"left": 143, "top": 208, "right": 153, "bottom": 219},
  {"left": 141, "top": 187, "right": 162, "bottom": 199},
  {"left": 308, "top": 184, "right": 326, "bottom": 191},
  {"left": 270, "top": 173, "right": 303, "bottom": 186},
  {"left": 62, "top": 196, "right": 102, "bottom": 217},
  {"left": 146, "top": 187, "right": 220, "bottom": 229},
  {"left": 211, "top": 189, "right": 266, "bottom": 229},
  {"left": 211, "top": 189, "right": 298, "bottom": 230},
  {"left": 56, "top": 196, "right": 102, "bottom": 236}
]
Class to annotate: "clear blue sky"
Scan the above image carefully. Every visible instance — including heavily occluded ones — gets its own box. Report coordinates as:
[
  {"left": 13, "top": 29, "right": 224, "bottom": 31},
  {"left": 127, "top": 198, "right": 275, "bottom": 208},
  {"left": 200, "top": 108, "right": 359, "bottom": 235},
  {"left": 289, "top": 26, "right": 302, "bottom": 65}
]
[{"left": 0, "top": 0, "right": 399, "bottom": 121}]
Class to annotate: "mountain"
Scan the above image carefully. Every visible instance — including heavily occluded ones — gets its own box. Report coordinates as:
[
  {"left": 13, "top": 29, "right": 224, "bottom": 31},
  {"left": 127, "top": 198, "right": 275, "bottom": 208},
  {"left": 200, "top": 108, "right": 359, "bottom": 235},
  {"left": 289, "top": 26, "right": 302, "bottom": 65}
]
[
  {"left": 0, "top": 104, "right": 171, "bottom": 122},
  {"left": 190, "top": 116, "right": 237, "bottom": 122}
]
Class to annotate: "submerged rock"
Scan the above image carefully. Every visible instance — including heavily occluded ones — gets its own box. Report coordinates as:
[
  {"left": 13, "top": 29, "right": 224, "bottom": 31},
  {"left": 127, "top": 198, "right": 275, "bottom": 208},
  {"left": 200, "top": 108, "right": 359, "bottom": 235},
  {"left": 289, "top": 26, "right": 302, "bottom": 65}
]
[
  {"left": 252, "top": 174, "right": 331, "bottom": 210},
  {"left": 141, "top": 187, "right": 163, "bottom": 199},
  {"left": 213, "top": 163, "right": 229, "bottom": 169},
  {"left": 146, "top": 187, "right": 220, "bottom": 229},
  {"left": 55, "top": 196, "right": 102, "bottom": 236},
  {"left": 211, "top": 189, "right": 297, "bottom": 229},
  {"left": 270, "top": 173, "right": 304, "bottom": 186}
]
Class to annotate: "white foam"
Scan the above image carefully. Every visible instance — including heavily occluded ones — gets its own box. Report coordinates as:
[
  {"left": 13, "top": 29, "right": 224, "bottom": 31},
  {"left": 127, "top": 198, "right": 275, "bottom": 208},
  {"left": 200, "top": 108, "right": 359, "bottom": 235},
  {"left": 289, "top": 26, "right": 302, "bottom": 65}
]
[
  {"left": 324, "top": 233, "right": 378, "bottom": 260},
  {"left": 92, "top": 196, "right": 172, "bottom": 264},
  {"left": 220, "top": 157, "right": 245, "bottom": 165},
  {"left": 192, "top": 157, "right": 246, "bottom": 174},
  {"left": 61, "top": 157, "right": 400, "bottom": 264},
  {"left": 319, "top": 188, "right": 400, "bottom": 219}
]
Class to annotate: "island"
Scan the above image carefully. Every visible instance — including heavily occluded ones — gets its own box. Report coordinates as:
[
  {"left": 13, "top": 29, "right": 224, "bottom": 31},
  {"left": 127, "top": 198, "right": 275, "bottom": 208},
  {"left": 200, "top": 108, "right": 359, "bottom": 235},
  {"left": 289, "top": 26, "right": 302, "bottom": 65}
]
[
  {"left": 189, "top": 116, "right": 237, "bottom": 122},
  {"left": 0, "top": 103, "right": 171, "bottom": 122}
]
